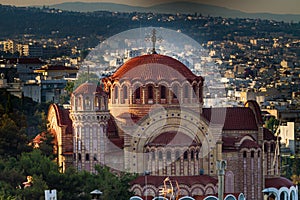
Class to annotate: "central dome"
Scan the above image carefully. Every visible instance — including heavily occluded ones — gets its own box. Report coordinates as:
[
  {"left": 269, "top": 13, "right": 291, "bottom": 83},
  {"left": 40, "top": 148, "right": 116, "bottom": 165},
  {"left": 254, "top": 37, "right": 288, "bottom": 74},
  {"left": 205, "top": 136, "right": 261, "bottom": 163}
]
[{"left": 111, "top": 54, "right": 202, "bottom": 82}]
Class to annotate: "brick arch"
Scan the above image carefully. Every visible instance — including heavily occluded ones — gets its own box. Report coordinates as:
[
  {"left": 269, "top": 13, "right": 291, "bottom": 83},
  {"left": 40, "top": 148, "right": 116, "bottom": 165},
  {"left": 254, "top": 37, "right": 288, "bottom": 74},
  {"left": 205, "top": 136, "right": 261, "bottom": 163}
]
[
  {"left": 131, "top": 184, "right": 143, "bottom": 196},
  {"left": 178, "top": 184, "right": 191, "bottom": 196},
  {"left": 204, "top": 185, "right": 216, "bottom": 195},
  {"left": 191, "top": 185, "right": 205, "bottom": 196}
]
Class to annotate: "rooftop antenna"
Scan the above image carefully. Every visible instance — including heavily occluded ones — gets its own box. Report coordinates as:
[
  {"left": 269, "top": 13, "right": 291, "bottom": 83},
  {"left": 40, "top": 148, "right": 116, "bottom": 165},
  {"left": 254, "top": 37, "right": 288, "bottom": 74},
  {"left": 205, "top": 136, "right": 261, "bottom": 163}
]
[{"left": 145, "top": 28, "right": 162, "bottom": 54}]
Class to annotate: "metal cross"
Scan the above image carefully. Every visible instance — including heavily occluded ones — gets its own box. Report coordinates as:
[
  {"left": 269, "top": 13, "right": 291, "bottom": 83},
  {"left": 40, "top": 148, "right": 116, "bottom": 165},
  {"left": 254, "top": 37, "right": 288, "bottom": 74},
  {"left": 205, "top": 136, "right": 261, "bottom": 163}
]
[{"left": 145, "top": 29, "right": 162, "bottom": 54}]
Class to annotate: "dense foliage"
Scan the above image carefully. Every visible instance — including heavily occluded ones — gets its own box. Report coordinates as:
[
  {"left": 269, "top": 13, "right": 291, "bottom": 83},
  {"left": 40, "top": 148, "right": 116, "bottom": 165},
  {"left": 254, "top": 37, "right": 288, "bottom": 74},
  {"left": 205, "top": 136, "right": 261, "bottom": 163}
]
[{"left": 0, "top": 89, "right": 136, "bottom": 200}]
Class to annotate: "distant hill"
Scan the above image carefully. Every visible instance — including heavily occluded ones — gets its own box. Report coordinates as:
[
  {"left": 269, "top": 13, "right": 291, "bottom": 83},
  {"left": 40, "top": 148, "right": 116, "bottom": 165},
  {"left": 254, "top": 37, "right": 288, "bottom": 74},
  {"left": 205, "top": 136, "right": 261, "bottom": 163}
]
[{"left": 49, "top": 1, "right": 300, "bottom": 22}]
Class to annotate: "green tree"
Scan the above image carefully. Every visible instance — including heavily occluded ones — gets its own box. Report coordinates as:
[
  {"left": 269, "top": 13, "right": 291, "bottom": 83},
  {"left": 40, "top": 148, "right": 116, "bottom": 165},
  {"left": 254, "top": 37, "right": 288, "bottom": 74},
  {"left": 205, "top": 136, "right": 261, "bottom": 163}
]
[
  {"left": 265, "top": 116, "right": 279, "bottom": 133},
  {"left": 38, "top": 132, "right": 56, "bottom": 160},
  {"left": 0, "top": 114, "right": 29, "bottom": 159}
]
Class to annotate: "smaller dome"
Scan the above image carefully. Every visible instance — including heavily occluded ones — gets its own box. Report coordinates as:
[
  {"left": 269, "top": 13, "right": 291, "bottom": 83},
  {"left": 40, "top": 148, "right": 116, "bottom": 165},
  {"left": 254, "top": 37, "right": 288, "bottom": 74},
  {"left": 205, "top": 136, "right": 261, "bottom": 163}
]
[{"left": 73, "top": 82, "right": 104, "bottom": 95}]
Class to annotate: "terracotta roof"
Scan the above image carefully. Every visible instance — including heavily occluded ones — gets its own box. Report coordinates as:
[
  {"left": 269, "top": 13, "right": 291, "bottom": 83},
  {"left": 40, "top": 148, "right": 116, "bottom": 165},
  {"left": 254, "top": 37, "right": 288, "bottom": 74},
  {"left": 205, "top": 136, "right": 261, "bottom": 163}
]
[
  {"left": 51, "top": 104, "right": 73, "bottom": 134},
  {"left": 239, "top": 139, "right": 260, "bottom": 149},
  {"left": 131, "top": 175, "right": 217, "bottom": 187},
  {"left": 146, "top": 132, "right": 199, "bottom": 147},
  {"left": 263, "top": 128, "right": 276, "bottom": 141},
  {"left": 110, "top": 54, "right": 203, "bottom": 82},
  {"left": 245, "top": 100, "right": 263, "bottom": 124},
  {"left": 202, "top": 107, "right": 258, "bottom": 130},
  {"left": 265, "top": 177, "right": 295, "bottom": 189},
  {"left": 222, "top": 136, "right": 240, "bottom": 152},
  {"left": 110, "top": 138, "right": 124, "bottom": 149},
  {"left": 73, "top": 82, "right": 104, "bottom": 95}
]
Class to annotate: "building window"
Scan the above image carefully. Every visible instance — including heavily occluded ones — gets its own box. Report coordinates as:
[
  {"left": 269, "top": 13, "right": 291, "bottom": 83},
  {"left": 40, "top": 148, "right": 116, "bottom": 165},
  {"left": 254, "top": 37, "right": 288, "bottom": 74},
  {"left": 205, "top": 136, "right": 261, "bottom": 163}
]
[
  {"left": 192, "top": 84, "right": 197, "bottom": 98},
  {"left": 78, "top": 153, "right": 81, "bottom": 161},
  {"left": 184, "top": 151, "right": 188, "bottom": 160},
  {"left": 123, "top": 85, "right": 128, "bottom": 99},
  {"left": 114, "top": 86, "right": 119, "bottom": 99},
  {"left": 85, "top": 97, "right": 90, "bottom": 106},
  {"left": 225, "top": 171, "right": 235, "bottom": 193},
  {"left": 134, "top": 86, "right": 141, "bottom": 100},
  {"left": 93, "top": 154, "right": 97, "bottom": 161},
  {"left": 184, "top": 84, "right": 189, "bottom": 98},
  {"left": 86, "top": 153, "right": 90, "bottom": 161},
  {"left": 195, "top": 150, "right": 199, "bottom": 160},
  {"left": 175, "top": 151, "right": 180, "bottom": 160},
  {"left": 251, "top": 151, "right": 254, "bottom": 158},
  {"left": 159, "top": 151, "right": 163, "bottom": 160},
  {"left": 160, "top": 85, "right": 166, "bottom": 99},
  {"left": 166, "top": 151, "right": 171, "bottom": 160},
  {"left": 243, "top": 151, "right": 247, "bottom": 158},
  {"left": 191, "top": 150, "right": 194, "bottom": 160},
  {"left": 172, "top": 85, "right": 178, "bottom": 99},
  {"left": 148, "top": 85, "right": 153, "bottom": 99},
  {"left": 73, "top": 153, "right": 76, "bottom": 160},
  {"left": 152, "top": 151, "right": 155, "bottom": 160}
]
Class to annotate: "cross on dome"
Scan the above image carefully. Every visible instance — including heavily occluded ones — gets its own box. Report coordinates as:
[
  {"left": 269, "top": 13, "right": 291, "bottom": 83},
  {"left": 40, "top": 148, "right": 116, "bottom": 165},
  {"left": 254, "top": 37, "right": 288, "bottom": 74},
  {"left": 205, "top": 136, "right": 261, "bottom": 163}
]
[{"left": 145, "top": 28, "right": 162, "bottom": 54}]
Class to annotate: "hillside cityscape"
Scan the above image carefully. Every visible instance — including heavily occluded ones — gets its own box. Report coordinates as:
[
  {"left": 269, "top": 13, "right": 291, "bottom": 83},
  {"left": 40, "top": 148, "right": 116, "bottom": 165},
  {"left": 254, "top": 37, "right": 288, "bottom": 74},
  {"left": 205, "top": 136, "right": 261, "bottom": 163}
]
[{"left": 0, "top": 2, "right": 300, "bottom": 200}]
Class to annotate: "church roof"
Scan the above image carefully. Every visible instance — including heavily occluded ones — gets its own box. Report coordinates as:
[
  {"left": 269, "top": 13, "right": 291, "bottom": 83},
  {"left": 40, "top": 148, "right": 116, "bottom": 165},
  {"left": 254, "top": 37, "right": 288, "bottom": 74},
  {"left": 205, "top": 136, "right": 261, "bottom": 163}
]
[
  {"left": 146, "top": 132, "right": 199, "bottom": 147},
  {"left": 131, "top": 175, "right": 217, "bottom": 187},
  {"left": 51, "top": 104, "right": 73, "bottom": 134},
  {"left": 263, "top": 128, "right": 276, "bottom": 141},
  {"left": 111, "top": 54, "right": 203, "bottom": 82},
  {"left": 73, "top": 82, "right": 104, "bottom": 95},
  {"left": 202, "top": 107, "right": 258, "bottom": 130},
  {"left": 265, "top": 177, "right": 295, "bottom": 189}
]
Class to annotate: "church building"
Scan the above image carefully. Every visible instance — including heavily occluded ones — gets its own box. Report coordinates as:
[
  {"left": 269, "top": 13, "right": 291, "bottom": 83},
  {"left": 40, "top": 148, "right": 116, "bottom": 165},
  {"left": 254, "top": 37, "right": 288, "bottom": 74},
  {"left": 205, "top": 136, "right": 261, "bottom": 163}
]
[{"left": 46, "top": 52, "right": 297, "bottom": 200}]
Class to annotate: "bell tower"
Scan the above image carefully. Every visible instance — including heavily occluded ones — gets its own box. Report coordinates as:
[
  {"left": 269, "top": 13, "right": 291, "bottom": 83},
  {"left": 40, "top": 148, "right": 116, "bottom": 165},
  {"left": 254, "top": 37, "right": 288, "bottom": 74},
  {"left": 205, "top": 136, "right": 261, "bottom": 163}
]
[{"left": 70, "top": 82, "right": 110, "bottom": 172}]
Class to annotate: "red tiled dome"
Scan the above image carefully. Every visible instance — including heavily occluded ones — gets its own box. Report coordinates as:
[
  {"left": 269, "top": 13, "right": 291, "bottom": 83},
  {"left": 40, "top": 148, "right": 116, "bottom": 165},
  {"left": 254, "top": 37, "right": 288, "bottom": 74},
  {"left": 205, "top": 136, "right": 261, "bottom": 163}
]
[
  {"left": 73, "top": 82, "right": 103, "bottom": 95},
  {"left": 111, "top": 54, "right": 203, "bottom": 82},
  {"left": 265, "top": 177, "right": 295, "bottom": 189}
]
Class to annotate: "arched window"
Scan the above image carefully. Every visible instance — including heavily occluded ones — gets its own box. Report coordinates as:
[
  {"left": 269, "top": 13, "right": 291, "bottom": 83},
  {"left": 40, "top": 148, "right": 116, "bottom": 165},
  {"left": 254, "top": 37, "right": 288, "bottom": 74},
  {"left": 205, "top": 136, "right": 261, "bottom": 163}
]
[
  {"left": 195, "top": 150, "right": 199, "bottom": 160},
  {"left": 175, "top": 151, "right": 180, "bottom": 160},
  {"left": 184, "top": 84, "right": 189, "bottom": 98},
  {"left": 123, "top": 85, "right": 128, "bottom": 100},
  {"left": 270, "top": 143, "right": 275, "bottom": 152},
  {"left": 264, "top": 143, "right": 268, "bottom": 152},
  {"left": 151, "top": 151, "right": 155, "bottom": 160},
  {"left": 191, "top": 150, "right": 194, "bottom": 160},
  {"left": 251, "top": 151, "right": 255, "bottom": 158},
  {"left": 159, "top": 151, "right": 163, "bottom": 160},
  {"left": 192, "top": 84, "right": 197, "bottom": 98},
  {"left": 172, "top": 85, "right": 178, "bottom": 99},
  {"left": 243, "top": 151, "right": 247, "bottom": 158},
  {"left": 148, "top": 85, "right": 153, "bottom": 99},
  {"left": 78, "top": 97, "right": 82, "bottom": 109},
  {"left": 160, "top": 85, "right": 166, "bottom": 99},
  {"left": 166, "top": 151, "right": 171, "bottom": 160},
  {"left": 184, "top": 151, "right": 188, "bottom": 160},
  {"left": 94, "top": 96, "right": 99, "bottom": 108},
  {"left": 85, "top": 97, "right": 91, "bottom": 109},
  {"left": 225, "top": 171, "right": 235, "bottom": 193},
  {"left": 85, "top": 153, "right": 90, "bottom": 161},
  {"left": 114, "top": 86, "right": 119, "bottom": 99},
  {"left": 134, "top": 86, "right": 141, "bottom": 100}
]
